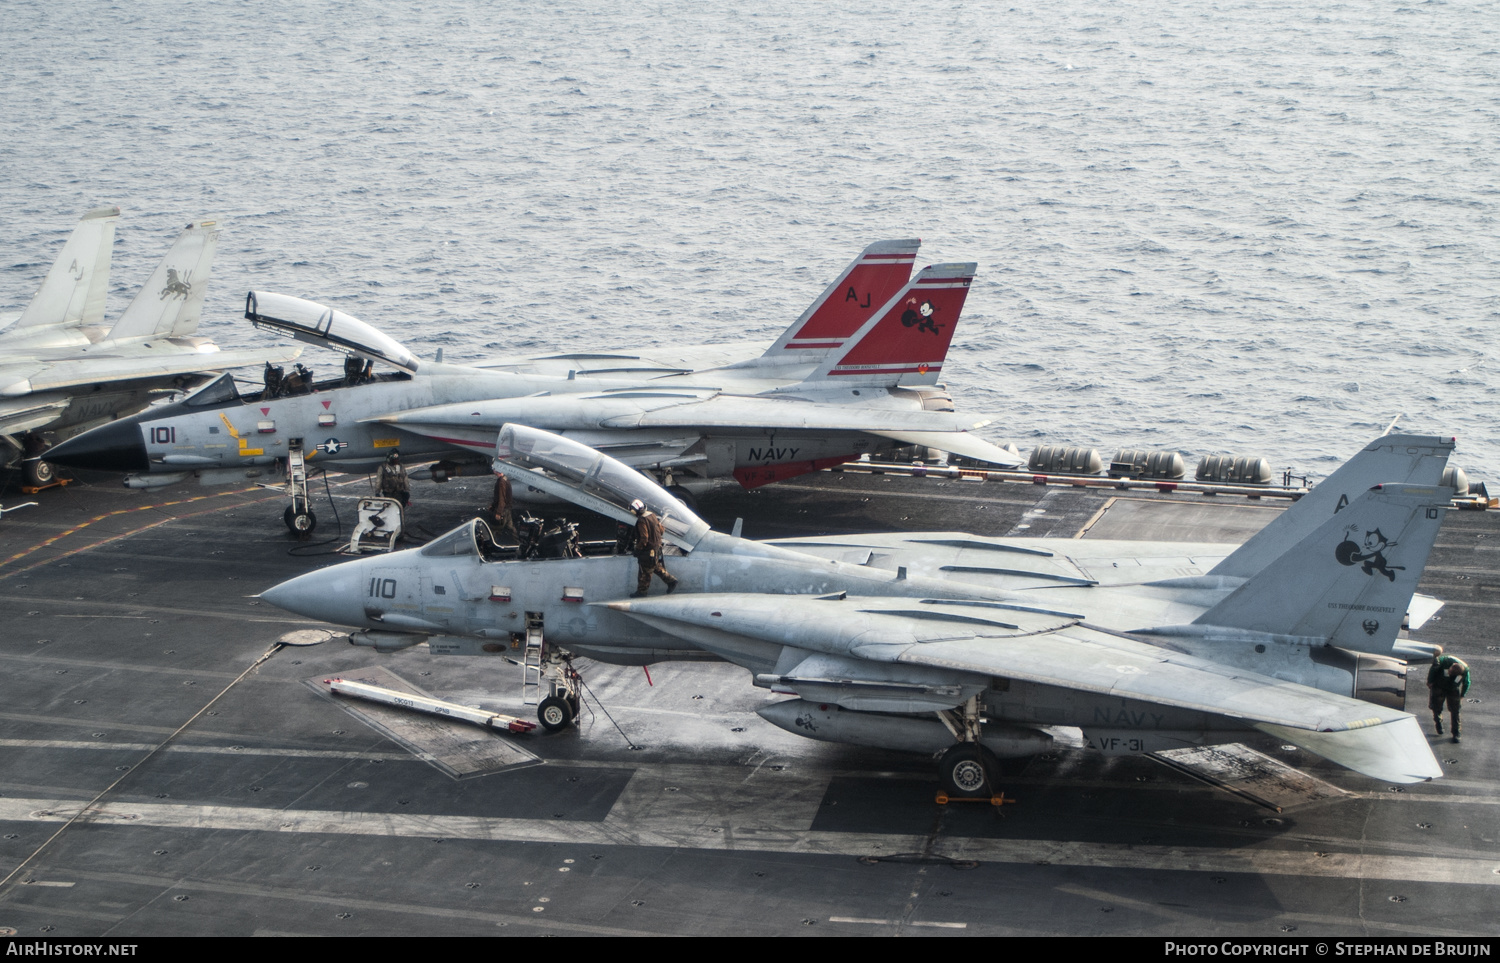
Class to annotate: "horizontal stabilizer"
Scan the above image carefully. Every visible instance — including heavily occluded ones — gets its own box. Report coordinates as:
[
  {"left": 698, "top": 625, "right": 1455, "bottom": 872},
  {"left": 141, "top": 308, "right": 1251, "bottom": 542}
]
[
  {"left": 759, "top": 239, "right": 920, "bottom": 362},
  {"left": 14, "top": 206, "right": 120, "bottom": 331},
  {"left": 107, "top": 220, "right": 221, "bottom": 340},
  {"left": 1256, "top": 718, "right": 1441, "bottom": 784},
  {"left": 868, "top": 428, "right": 1023, "bottom": 468}
]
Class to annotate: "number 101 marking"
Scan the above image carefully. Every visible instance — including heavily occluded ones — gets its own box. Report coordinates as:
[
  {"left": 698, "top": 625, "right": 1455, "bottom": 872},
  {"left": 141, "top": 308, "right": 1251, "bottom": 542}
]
[{"left": 368, "top": 578, "right": 397, "bottom": 598}]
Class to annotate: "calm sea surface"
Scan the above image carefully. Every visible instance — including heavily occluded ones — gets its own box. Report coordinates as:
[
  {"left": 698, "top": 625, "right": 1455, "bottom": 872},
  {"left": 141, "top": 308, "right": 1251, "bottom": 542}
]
[{"left": 2, "top": 0, "right": 1496, "bottom": 480}]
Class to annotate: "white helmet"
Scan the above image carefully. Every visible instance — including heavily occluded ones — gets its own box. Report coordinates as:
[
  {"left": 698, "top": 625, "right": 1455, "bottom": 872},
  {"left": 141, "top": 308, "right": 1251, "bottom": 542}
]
[{"left": 630, "top": 499, "right": 646, "bottom": 514}]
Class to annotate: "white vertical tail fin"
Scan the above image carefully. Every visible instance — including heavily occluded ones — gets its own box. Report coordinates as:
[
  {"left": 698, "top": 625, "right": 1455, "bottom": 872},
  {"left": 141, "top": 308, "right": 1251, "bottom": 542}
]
[
  {"left": 757, "top": 239, "right": 920, "bottom": 363},
  {"left": 106, "top": 219, "right": 221, "bottom": 341},
  {"left": 1210, "top": 435, "right": 1454, "bottom": 578},
  {"left": 797, "top": 262, "right": 976, "bottom": 387},
  {"left": 14, "top": 206, "right": 120, "bottom": 331},
  {"left": 1195, "top": 484, "right": 1453, "bottom": 654}
]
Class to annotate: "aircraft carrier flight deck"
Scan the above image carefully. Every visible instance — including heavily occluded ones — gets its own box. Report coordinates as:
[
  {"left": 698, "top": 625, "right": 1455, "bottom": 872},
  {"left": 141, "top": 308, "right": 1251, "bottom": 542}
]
[{"left": 0, "top": 466, "right": 1496, "bottom": 938}]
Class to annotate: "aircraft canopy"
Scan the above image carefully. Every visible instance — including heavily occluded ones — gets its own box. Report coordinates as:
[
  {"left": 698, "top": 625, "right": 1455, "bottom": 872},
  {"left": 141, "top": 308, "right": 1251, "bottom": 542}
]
[
  {"left": 245, "top": 291, "right": 418, "bottom": 373},
  {"left": 493, "top": 424, "right": 711, "bottom": 551}
]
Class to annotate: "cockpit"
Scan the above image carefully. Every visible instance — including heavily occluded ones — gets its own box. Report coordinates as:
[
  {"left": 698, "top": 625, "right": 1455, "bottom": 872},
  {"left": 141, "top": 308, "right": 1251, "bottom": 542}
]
[
  {"left": 494, "top": 423, "right": 711, "bottom": 551},
  {"left": 414, "top": 426, "right": 714, "bottom": 567}
]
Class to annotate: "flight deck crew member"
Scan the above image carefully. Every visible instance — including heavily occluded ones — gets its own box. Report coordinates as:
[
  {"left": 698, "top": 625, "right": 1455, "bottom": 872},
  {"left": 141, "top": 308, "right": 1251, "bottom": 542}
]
[
  {"left": 376, "top": 450, "right": 410, "bottom": 509},
  {"left": 1428, "top": 654, "right": 1471, "bottom": 742},
  {"left": 489, "top": 472, "right": 518, "bottom": 542},
  {"left": 629, "top": 498, "right": 678, "bottom": 597}
]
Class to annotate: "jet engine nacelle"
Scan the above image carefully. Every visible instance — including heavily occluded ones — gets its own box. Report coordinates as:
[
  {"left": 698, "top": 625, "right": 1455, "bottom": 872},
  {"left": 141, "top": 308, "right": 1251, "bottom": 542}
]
[{"left": 757, "top": 699, "right": 1053, "bottom": 758}]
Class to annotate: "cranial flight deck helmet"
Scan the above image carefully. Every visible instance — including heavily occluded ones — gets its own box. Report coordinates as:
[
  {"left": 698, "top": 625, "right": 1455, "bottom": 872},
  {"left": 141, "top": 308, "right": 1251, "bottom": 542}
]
[{"left": 630, "top": 499, "right": 646, "bottom": 515}]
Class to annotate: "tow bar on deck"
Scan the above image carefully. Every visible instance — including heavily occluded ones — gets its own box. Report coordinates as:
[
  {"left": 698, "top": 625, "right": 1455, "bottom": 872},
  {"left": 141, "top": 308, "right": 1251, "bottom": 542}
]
[{"left": 325, "top": 678, "right": 537, "bottom": 734}]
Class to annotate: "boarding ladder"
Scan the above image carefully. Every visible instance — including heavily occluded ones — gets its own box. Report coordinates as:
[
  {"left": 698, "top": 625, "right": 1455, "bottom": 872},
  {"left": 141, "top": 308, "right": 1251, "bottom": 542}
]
[
  {"left": 287, "top": 441, "right": 311, "bottom": 520},
  {"left": 521, "top": 613, "right": 545, "bottom": 707}
]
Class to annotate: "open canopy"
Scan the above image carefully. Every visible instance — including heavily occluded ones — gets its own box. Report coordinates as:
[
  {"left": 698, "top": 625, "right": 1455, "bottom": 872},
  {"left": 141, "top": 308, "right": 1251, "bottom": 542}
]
[
  {"left": 244, "top": 291, "right": 418, "bottom": 373},
  {"left": 493, "top": 423, "right": 711, "bottom": 551}
]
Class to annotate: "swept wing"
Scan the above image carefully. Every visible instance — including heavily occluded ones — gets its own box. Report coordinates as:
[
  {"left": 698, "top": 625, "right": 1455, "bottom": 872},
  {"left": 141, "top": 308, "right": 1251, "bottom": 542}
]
[{"left": 612, "top": 592, "right": 1441, "bottom": 783}]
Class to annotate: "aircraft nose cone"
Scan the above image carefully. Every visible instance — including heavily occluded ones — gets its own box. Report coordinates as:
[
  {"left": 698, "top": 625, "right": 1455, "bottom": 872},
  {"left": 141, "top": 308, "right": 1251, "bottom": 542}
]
[
  {"left": 45, "top": 420, "right": 150, "bottom": 472},
  {"left": 260, "top": 567, "right": 364, "bottom": 626}
]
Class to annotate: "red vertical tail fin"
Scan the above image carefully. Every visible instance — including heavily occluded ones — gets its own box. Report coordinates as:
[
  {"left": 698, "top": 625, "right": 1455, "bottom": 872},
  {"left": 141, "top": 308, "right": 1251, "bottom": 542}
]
[
  {"left": 800, "top": 262, "right": 976, "bottom": 386},
  {"left": 758, "top": 239, "right": 920, "bottom": 363}
]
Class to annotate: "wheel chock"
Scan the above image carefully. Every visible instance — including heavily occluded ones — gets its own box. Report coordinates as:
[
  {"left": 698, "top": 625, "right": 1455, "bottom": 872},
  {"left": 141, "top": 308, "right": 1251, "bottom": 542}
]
[{"left": 935, "top": 791, "right": 1016, "bottom": 807}]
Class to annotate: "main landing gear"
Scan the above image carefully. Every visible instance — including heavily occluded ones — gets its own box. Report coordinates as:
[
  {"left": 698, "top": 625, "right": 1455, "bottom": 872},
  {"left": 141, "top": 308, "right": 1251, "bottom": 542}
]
[{"left": 934, "top": 696, "right": 1010, "bottom": 804}]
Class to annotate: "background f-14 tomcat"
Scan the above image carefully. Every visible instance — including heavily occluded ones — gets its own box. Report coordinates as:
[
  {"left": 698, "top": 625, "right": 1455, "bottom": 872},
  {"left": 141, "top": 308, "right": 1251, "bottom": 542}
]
[
  {"left": 261, "top": 427, "right": 1456, "bottom": 797},
  {"left": 1, "top": 211, "right": 298, "bottom": 486},
  {"left": 47, "top": 242, "right": 1023, "bottom": 516}
]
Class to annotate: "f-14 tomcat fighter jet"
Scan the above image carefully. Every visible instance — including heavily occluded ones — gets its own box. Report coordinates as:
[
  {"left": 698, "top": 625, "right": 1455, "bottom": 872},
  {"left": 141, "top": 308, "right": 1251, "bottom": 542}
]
[
  {"left": 261, "top": 427, "right": 1456, "bottom": 796},
  {"left": 47, "top": 243, "right": 1023, "bottom": 511}
]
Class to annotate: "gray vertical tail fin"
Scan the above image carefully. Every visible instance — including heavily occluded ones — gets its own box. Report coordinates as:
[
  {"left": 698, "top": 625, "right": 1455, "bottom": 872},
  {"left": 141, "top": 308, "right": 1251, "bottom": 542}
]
[
  {"left": 1209, "top": 435, "right": 1454, "bottom": 579},
  {"left": 757, "top": 239, "right": 921, "bottom": 364},
  {"left": 106, "top": 219, "right": 221, "bottom": 341},
  {"left": 14, "top": 206, "right": 120, "bottom": 331},
  {"left": 1195, "top": 484, "right": 1453, "bottom": 654}
]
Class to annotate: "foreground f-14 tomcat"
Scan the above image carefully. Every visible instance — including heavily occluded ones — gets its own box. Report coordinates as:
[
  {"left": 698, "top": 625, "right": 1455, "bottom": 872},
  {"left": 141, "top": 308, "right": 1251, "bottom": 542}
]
[
  {"left": 46, "top": 241, "right": 1023, "bottom": 519},
  {"left": 262, "top": 427, "right": 1456, "bottom": 796}
]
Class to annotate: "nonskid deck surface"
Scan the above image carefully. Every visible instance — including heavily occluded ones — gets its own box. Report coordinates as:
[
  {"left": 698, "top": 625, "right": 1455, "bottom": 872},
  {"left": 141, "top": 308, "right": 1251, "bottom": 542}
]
[{"left": 0, "top": 469, "right": 1495, "bottom": 937}]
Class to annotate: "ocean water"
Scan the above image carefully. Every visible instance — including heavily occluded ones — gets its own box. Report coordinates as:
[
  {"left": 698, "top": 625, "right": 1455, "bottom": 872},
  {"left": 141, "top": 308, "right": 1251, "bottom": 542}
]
[{"left": 2, "top": 0, "right": 1495, "bottom": 481}]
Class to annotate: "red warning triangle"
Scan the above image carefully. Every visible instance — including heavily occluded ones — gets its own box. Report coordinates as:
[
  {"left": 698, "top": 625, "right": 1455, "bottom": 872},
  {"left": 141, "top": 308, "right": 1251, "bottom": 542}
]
[{"left": 260, "top": 407, "right": 270, "bottom": 415}]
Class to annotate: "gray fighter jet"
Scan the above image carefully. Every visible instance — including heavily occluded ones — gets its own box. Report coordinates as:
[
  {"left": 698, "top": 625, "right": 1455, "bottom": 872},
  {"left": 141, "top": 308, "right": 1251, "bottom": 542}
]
[
  {"left": 47, "top": 244, "right": 1022, "bottom": 524},
  {"left": 261, "top": 426, "right": 1455, "bottom": 794},
  {"left": 1, "top": 215, "right": 299, "bottom": 485}
]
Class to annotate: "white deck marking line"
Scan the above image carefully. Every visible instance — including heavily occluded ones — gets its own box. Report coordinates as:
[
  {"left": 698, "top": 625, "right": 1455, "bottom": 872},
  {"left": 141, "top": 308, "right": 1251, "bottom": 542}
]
[
  {"left": 829, "top": 916, "right": 893, "bottom": 924},
  {"left": 2, "top": 796, "right": 1497, "bottom": 887},
  {"left": 0, "top": 738, "right": 411, "bottom": 760}
]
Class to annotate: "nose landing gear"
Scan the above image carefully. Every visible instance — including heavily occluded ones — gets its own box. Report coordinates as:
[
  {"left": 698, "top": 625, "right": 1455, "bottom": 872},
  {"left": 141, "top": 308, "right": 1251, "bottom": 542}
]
[{"left": 522, "top": 613, "right": 583, "bottom": 732}]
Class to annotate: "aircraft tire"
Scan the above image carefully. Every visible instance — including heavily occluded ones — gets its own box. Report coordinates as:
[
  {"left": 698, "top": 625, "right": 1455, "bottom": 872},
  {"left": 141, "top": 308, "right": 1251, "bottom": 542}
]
[
  {"left": 538, "top": 696, "right": 573, "bottom": 732},
  {"left": 23, "top": 458, "right": 54, "bottom": 487},
  {"left": 566, "top": 693, "right": 581, "bottom": 720},
  {"left": 284, "top": 505, "right": 317, "bottom": 535},
  {"left": 939, "top": 744, "right": 998, "bottom": 798}
]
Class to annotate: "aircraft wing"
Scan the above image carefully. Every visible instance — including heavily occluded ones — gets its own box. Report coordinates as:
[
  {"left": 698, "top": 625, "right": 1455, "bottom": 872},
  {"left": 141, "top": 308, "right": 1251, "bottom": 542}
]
[
  {"left": 0, "top": 346, "right": 301, "bottom": 396},
  {"left": 610, "top": 593, "right": 1442, "bottom": 783},
  {"left": 371, "top": 392, "right": 1023, "bottom": 467}
]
